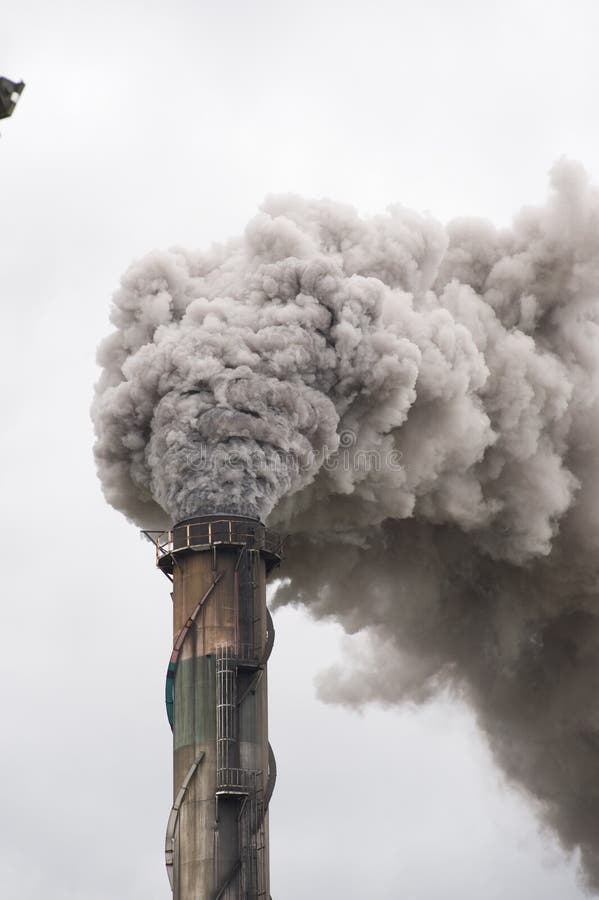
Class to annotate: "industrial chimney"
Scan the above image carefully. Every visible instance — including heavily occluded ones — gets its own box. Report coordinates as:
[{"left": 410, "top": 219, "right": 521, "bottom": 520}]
[{"left": 147, "top": 514, "right": 282, "bottom": 900}]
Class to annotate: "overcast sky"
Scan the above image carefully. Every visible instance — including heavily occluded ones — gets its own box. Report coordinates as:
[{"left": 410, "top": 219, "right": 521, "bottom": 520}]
[{"left": 2, "top": 1, "right": 599, "bottom": 897}]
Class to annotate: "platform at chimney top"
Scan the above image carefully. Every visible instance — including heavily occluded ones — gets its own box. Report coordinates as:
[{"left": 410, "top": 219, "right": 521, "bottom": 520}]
[{"left": 143, "top": 513, "right": 284, "bottom": 577}]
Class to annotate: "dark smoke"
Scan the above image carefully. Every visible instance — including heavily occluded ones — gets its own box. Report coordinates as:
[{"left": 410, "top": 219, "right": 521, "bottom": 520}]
[{"left": 93, "top": 159, "right": 599, "bottom": 891}]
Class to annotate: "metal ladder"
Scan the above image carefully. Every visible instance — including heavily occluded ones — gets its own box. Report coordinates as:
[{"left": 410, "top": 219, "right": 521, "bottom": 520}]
[
  {"left": 216, "top": 644, "right": 239, "bottom": 791},
  {"left": 239, "top": 771, "right": 268, "bottom": 899},
  {"left": 216, "top": 642, "right": 268, "bottom": 897}
]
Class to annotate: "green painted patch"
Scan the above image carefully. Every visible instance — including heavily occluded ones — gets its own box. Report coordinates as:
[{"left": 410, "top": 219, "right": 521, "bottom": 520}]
[
  {"left": 173, "top": 655, "right": 216, "bottom": 750},
  {"left": 165, "top": 661, "right": 177, "bottom": 729}
]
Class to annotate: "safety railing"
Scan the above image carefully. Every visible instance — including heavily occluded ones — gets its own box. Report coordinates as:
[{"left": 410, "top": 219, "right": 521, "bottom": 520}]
[
  {"left": 216, "top": 767, "right": 262, "bottom": 795},
  {"left": 143, "top": 517, "right": 283, "bottom": 566},
  {"left": 234, "top": 642, "right": 262, "bottom": 665}
]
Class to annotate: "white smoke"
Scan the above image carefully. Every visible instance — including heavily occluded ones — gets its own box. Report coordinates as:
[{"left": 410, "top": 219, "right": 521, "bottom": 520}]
[{"left": 93, "top": 158, "right": 599, "bottom": 891}]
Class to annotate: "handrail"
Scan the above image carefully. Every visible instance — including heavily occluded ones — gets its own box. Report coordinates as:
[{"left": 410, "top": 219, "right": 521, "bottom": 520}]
[
  {"left": 165, "top": 752, "right": 205, "bottom": 890},
  {"left": 262, "top": 607, "right": 275, "bottom": 668},
  {"left": 165, "top": 572, "right": 224, "bottom": 730},
  {"left": 143, "top": 518, "right": 284, "bottom": 563},
  {"left": 265, "top": 743, "right": 277, "bottom": 811}
]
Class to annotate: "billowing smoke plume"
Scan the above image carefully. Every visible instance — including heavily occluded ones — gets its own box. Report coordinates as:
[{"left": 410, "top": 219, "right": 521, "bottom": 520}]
[{"left": 93, "top": 159, "right": 599, "bottom": 891}]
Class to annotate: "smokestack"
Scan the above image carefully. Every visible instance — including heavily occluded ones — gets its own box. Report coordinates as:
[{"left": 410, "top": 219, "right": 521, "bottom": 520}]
[
  {"left": 93, "top": 159, "right": 599, "bottom": 892},
  {"left": 148, "top": 514, "right": 282, "bottom": 899}
]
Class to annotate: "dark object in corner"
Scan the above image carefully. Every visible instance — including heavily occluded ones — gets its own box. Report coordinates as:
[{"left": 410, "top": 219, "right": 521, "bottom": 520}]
[{"left": 0, "top": 78, "right": 25, "bottom": 120}]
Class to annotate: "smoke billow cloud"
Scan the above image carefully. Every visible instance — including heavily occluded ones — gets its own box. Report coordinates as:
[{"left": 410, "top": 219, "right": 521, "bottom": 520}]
[{"left": 93, "top": 159, "right": 599, "bottom": 890}]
